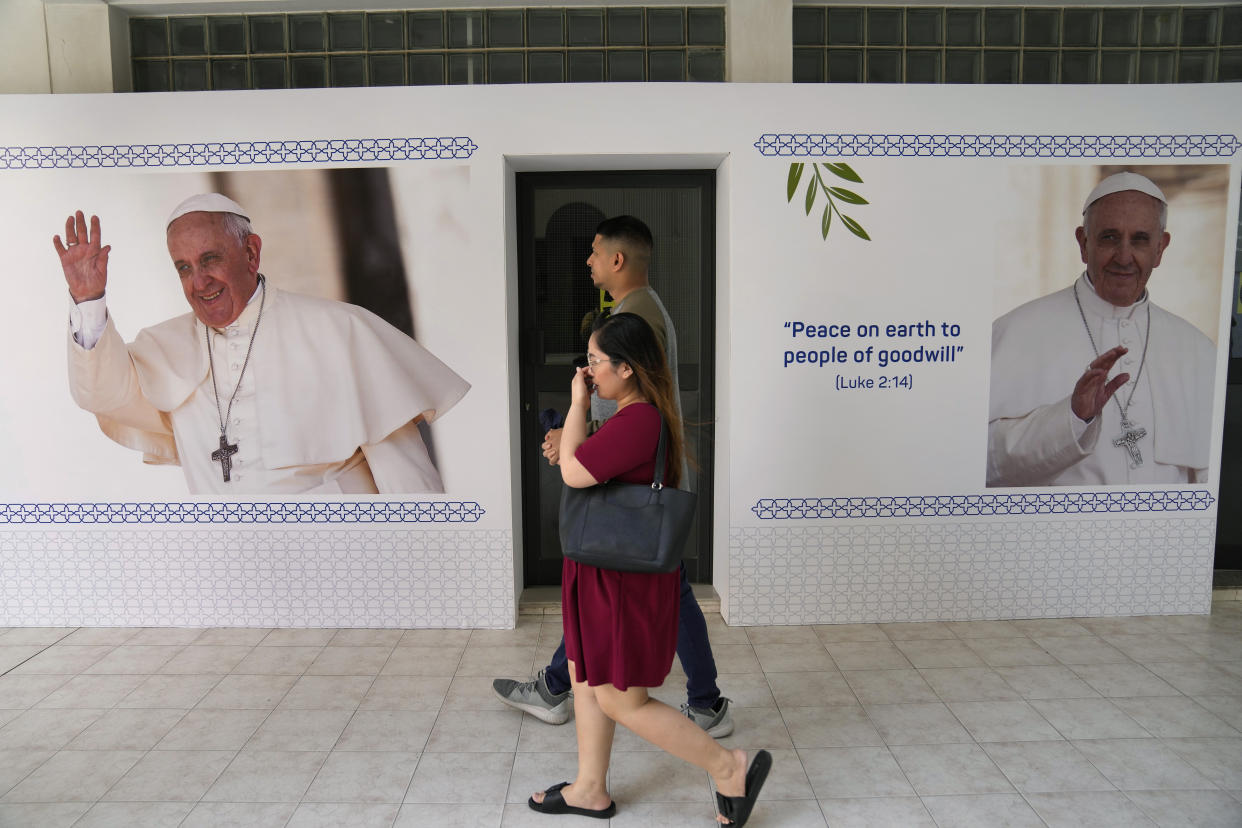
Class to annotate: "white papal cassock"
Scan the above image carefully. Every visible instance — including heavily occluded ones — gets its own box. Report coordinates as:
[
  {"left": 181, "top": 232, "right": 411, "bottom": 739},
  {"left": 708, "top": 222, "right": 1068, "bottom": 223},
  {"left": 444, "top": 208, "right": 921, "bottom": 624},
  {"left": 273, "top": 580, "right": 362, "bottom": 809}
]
[
  {"left": 988, "top": 273, "right": 1214, "bottom": 487},
  {"left": 68, "top": 282, "right": 469, "bottom": 495}
]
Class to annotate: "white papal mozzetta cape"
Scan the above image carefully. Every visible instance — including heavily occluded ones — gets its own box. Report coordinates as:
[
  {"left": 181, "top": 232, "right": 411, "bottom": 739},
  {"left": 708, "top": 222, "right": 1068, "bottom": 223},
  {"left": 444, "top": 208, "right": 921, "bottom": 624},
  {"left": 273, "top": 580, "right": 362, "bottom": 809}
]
[
  {"left": 987, "top": 273, "right": 1214, "bottom": 487},
  {"left": 68, "top": 283, "right": 469, "bottom": 495}
]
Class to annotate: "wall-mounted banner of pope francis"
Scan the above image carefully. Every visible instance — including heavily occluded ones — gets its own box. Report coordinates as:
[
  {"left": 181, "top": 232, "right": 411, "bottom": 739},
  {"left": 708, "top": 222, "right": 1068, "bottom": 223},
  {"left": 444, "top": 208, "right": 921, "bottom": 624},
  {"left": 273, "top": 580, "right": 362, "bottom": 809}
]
[
  {"left": 56, "top": 188, "right": 469, "bottom": 496},
  {"left": 987, "top": 169, "right": 1223, "bottom": 488}
]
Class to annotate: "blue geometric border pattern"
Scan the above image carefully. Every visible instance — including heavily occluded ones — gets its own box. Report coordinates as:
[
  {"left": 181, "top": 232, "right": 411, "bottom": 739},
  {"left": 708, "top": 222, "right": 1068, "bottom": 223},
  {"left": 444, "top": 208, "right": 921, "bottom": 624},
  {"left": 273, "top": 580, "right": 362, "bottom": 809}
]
[
  {"left": 752, "top": 490, "right": 1215, "bottom": 519},
  {"left": 0, "top": 137, "right": 478, "bottom": 170},
  {"left": 0, "top": 501, "right": 484, "bottom": 524},
  {"left": 754, "top": 134, "right": 1242, "bottom": 158}
]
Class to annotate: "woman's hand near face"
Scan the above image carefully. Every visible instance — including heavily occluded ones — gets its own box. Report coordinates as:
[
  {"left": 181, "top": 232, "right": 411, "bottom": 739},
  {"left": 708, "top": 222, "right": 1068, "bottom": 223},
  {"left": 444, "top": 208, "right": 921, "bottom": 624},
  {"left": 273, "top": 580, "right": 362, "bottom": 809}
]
[
  {"left": 560, "top": 366, "right": 599, "bottom": 488},
  {"left": 571, "top": 366, "right": 593, "bottom": 411}
]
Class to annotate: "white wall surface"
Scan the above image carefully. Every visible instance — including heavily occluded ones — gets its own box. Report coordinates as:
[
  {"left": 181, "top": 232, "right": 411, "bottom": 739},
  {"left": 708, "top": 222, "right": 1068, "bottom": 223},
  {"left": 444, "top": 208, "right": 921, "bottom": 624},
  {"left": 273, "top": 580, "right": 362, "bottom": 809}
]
[
  {"left": 727, "top": 0, "right": 792, "bottom": 82},
  {"left": 45, "top": 1, "right": 120, "bottom": 94},
  {"left": 0, "top": 0, "right": 51, "bottom": 94}
]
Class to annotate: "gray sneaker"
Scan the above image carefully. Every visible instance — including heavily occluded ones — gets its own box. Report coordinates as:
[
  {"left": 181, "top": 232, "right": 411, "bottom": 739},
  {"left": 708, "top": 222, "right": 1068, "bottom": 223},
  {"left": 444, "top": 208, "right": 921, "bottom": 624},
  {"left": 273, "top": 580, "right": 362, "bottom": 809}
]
[
  {"left": 681, "top": 697, "right": 734, "bottom": 738},
  {"left": 492, "top": 668, "right": 572, "bottom": 725}
]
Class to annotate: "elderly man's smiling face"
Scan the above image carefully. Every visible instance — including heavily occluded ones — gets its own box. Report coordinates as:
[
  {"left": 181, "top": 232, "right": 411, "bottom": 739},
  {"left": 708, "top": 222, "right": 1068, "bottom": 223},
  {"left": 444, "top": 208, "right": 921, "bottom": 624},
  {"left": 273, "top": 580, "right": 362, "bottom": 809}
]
[
  {"left": 167, "top": 212, "right": 262, "bottom": 328},
  {"left": 1075, "top": 190, "right": 1170, "bottom": 308}
]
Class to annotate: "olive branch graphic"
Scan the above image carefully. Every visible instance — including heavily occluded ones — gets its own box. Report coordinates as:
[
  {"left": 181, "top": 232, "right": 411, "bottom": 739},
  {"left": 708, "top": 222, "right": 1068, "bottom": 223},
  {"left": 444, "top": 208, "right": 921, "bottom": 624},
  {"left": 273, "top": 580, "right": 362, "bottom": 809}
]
[{"left": 787, "top": 162, "right": 871, "bottom": 242}]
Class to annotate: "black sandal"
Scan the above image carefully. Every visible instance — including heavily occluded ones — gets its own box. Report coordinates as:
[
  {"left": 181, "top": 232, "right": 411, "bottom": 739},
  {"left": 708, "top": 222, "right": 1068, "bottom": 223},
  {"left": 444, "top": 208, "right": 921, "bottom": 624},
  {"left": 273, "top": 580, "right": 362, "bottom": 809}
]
[
  {"left": 529, "top": 781, "right": 617, "bottom": 819},
  {"left": 715, "top": 750, "right": 772, "bottom": 827}
]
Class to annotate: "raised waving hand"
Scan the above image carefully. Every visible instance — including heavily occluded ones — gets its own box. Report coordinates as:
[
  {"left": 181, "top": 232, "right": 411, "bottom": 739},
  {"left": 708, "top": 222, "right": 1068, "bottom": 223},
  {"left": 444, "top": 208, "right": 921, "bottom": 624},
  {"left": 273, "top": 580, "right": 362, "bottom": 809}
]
[{"left": 53, "top": 210, "right": 111, "bottom": 303}]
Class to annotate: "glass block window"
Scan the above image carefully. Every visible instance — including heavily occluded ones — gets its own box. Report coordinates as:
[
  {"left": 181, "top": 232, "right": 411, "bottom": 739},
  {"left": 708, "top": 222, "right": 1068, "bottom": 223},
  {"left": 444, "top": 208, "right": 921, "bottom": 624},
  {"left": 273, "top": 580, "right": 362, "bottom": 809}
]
[
  {"left": 131, "top": 6, "right": 726, "bottom": 91},
  {"left": 793, "top": 4, "right": 1242, "bottom": 84}
]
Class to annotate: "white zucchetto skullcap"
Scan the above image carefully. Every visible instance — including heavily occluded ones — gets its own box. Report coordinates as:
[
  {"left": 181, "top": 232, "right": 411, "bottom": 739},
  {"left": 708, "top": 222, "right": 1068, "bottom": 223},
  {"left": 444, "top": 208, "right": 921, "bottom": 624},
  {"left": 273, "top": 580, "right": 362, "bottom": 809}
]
[
  {"left": 166, "top": 193, "right": 250, "bottom": 226},
  {"left": 1082, "top": 172, "right": 1167, "bottom": 214}
]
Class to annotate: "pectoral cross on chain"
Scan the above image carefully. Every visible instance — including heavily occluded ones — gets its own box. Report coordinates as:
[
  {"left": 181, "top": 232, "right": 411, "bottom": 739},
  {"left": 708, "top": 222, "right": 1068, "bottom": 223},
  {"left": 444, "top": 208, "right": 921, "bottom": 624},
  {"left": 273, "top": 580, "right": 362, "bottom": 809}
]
[
  {"left": 211, "top": 434, "right": 238, "bottom": 482},
  {"left": 1112, "top": 417, "right": 1147, "bottom": 470}
]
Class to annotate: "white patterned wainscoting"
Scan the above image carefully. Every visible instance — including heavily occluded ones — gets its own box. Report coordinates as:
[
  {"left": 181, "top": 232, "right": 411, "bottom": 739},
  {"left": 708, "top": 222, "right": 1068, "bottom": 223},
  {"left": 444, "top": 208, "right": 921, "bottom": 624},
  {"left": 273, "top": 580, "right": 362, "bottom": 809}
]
[
  {"left": 0, "top": 528, "right": 514, "bottom": 628},
  {"left": 727, "top": 517, "right": 1216, "bottom": 626}
]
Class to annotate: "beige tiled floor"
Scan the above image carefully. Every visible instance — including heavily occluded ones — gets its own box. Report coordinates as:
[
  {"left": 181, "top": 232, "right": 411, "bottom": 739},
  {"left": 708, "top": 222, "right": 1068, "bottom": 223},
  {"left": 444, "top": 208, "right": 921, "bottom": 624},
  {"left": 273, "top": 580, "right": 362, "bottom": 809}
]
[{"left": 0, "top": 600, "right": 1240, "bottom": 827}]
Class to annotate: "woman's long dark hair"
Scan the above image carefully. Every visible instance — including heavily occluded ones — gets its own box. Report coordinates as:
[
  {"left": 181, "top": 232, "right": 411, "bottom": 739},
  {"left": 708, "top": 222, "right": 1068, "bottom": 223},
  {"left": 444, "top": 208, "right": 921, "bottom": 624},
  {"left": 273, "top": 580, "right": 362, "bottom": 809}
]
[{"left": 591, "top": 312, "right": 685, "bottom": 487}]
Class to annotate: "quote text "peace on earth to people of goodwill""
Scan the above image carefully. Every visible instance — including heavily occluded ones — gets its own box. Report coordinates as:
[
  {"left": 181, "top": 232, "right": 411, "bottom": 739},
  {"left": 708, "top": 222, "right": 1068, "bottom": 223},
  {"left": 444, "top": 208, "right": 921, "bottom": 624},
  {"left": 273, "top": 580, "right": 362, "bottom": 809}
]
[{"left": 781, "top": 320, "right": 965, "bottom": 369}]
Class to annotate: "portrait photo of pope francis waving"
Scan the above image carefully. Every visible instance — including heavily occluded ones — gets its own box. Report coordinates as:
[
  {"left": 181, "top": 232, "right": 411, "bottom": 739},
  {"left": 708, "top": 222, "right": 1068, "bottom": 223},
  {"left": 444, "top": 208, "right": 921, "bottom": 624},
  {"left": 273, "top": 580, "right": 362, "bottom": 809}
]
[
  {"left": 56, "top": 191, "right": 470, "bottom": 496},
  {"left": 987, "top": 170, "right": 1217, "bottom": 488}
]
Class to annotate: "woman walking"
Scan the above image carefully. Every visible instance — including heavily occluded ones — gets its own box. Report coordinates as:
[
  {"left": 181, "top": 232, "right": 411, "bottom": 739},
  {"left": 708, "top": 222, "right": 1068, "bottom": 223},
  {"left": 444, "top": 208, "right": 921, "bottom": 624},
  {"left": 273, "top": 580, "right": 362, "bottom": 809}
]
[{"left": 529, "top": 312, "right": 769, "bottom": 826}]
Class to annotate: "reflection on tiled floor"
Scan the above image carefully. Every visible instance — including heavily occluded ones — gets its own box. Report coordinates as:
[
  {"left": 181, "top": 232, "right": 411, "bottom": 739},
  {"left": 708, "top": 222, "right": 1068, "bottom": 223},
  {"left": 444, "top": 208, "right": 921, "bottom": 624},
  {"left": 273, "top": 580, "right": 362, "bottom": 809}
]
[{"left": 0, "top": 600, "right": 1240, "bottom": 827}]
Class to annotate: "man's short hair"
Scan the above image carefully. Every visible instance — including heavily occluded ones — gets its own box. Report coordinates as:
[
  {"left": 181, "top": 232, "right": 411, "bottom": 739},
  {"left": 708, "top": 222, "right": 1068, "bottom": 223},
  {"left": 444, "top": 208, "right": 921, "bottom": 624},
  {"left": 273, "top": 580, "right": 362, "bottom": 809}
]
[{"left": 596, "top": 215, "right": 653, "bottom": 267}]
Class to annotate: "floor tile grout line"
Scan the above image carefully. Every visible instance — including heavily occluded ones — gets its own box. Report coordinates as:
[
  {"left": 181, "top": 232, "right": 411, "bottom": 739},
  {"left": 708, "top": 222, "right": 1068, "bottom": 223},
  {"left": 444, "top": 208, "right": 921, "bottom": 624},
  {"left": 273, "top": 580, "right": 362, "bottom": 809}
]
[
  {"left": 0, "top": 635, "right": 72, "bottom": 678},
  {"left": 389, "top": 748, "right": 425, "bottom": 824}
]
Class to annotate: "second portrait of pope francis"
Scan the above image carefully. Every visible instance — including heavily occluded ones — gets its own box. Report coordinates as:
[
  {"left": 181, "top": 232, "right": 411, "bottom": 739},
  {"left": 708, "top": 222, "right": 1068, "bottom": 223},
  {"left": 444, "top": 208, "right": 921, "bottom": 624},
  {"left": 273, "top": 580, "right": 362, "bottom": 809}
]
[{"left": 987, "top": 171, "right": 1215, "bottom": 487}]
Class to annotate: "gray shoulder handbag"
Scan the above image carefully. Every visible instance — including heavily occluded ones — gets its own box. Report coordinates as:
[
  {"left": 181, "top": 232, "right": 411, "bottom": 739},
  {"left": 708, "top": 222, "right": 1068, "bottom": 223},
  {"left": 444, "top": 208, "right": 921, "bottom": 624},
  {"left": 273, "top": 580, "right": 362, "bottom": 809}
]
[{"left": 559, "top": 416, "right": 696, "bottom": 574}]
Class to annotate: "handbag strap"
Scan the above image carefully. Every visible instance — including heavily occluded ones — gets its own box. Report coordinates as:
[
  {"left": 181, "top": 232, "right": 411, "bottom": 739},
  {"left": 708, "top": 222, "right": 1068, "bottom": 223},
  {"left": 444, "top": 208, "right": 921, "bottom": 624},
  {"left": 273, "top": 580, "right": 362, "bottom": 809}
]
[{"left": 652, "top": 412, "right": 668, "bottom": 491}]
